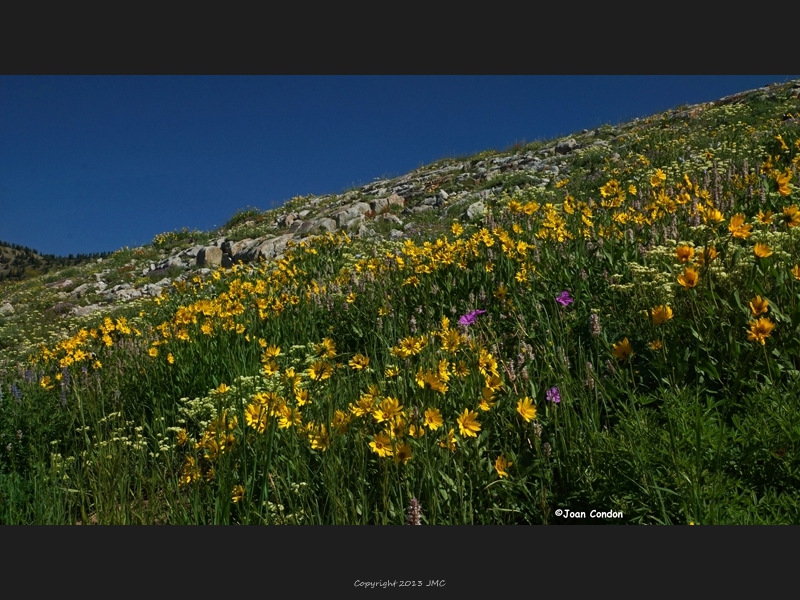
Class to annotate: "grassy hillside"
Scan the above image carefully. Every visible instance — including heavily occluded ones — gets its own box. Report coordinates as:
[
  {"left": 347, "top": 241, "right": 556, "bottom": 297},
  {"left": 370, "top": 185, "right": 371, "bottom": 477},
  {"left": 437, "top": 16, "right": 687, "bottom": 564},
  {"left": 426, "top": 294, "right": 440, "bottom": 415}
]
[{"left": 1, "top": 80, "right": 799, "bottom": 524}]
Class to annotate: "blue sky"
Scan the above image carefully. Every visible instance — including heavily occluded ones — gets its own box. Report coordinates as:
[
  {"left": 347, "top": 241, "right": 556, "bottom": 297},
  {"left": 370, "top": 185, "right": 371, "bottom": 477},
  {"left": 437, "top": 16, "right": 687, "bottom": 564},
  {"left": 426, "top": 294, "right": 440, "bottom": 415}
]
[{"left": 1, "top": 75, "right": 797, "bottom": 257}]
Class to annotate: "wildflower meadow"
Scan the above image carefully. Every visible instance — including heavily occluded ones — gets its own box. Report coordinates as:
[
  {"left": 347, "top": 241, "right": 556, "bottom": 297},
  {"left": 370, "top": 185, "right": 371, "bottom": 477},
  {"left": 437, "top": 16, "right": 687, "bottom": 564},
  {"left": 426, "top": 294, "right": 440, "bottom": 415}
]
[{"left": 1, "top": 83, "right": 799, "bottom": 524}]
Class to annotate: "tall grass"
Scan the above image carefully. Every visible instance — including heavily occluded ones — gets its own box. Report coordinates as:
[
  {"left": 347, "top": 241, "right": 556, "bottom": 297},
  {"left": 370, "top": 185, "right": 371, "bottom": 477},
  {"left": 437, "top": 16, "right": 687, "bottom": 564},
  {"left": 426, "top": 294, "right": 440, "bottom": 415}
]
[{"left": 2, "top": 82, "right": 800, "bottom": 524}]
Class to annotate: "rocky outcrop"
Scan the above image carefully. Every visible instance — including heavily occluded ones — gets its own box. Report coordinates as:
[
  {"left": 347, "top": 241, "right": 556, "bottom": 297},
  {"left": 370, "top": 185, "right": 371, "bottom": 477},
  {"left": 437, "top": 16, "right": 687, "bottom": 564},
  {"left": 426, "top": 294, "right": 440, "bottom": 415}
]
[{"left": 197, "top": 246, "right": 224, "bottom": 268}]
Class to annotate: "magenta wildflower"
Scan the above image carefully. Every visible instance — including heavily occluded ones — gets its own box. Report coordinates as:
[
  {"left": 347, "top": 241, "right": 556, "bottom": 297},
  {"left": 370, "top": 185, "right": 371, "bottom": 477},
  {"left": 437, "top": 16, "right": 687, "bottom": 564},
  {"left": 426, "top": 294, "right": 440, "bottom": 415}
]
[
  {"left": 556, "top": 291, "right": 574, "bottom": 307},
  {"left": 546, "top": 386, "right": 561, "bottom": 404},
  {"left": 458, "top": 309, "right": 487, "bottom": 326}
]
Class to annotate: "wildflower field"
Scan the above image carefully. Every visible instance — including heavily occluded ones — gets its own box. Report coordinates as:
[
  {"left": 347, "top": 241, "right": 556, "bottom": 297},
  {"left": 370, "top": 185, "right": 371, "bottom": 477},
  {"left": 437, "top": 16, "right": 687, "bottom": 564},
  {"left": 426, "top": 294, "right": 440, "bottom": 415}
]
[{"left": 2, "top": 83, "right": 800, "bottom": 524}]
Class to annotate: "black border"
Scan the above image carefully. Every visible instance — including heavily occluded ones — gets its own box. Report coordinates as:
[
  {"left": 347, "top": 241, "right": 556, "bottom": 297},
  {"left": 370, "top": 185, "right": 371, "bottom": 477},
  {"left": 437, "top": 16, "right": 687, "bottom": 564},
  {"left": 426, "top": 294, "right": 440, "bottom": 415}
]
[
  {"left": 2, "top": 11, "right": 795, "bottom": 597},
  {"left": 4, "top": 524, "right": 794, "bottom": 594},
  {"left": 0, "top": 8, "right": 785, "bottom": 74}
]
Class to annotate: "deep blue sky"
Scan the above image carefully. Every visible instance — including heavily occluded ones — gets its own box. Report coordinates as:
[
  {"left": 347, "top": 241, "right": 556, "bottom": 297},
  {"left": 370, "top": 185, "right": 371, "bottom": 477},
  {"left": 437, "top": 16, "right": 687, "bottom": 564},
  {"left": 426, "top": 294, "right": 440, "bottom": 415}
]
[{"left": 1, "top": 75, "right": 798, "bottom": 257}]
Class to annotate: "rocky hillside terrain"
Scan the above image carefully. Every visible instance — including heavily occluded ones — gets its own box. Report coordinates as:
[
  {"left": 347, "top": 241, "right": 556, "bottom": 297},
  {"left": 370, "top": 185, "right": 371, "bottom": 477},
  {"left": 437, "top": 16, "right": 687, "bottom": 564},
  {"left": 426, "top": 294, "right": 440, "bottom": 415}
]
[{"left": 2, "top": 79, "right": 799, "bottom": 361}]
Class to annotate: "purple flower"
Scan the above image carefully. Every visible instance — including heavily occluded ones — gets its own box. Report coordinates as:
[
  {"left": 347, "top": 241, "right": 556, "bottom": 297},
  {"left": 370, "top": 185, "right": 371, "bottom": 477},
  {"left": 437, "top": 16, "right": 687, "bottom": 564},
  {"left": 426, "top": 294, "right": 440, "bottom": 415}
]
[
  {"left": 546, "top": 386, "right": 561, "bottom": 404},
  {"left": 556, "top": 291, "right": 574, "bottom": 307},
  {"left": 458, "top": 309, "right": 487, "bottom": 326}
]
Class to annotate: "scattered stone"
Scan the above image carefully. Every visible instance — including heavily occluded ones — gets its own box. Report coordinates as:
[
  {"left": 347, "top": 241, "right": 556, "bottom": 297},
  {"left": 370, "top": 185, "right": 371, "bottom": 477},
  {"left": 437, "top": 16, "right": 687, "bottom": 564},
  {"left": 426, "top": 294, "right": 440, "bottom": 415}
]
[
  {"left": 0, "top": 302, "right": 13, "bottom": 315},
  {"left": 465, "top": 201, "right": 487, "bottom": 221},
  {"left": 380, "top": 214, "right": 403, "bottom": 226},
  {"left": 181, "top": 245, "right": 203, "bottom": 258},
  {"left": 345, "top": 215, "right": 365, "bottom": 231},
  {"left": 386, "top": 194, "right": 405, "bottom": 209},
  {"left": 256, "top": 234, "right": 294, "bottom": 261},
  {"left": 46, "top": 278, "right": 74, "bottom": 290},
  {"left": 69, "top": 283, "right": 91, "bottom": 298},
  {"left": 333, "top": 202, "right": 371, "bottom": 228},
  {"left": 555, "top": 138, "right": 579, "bottom": 154},
  {"left": 278, "top": 214, "right": 296, "bottom": 228},
  {"left": 197, "top": 246, "right": 223, "bottom": 268},
  {"left": 71, "top": 304, "right": 103, "bottom": 318},
  {"left": 357, "top": 224, "right": 377, "bottom": 237}
]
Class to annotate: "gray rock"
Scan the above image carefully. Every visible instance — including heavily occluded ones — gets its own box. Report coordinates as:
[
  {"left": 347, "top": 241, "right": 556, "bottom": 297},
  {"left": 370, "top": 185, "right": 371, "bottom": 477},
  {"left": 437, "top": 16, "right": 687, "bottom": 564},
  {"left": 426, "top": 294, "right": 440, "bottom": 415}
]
[
  {"left": 316, "top": 217, "right": 338, "bottom": 233},
  {"left": 298, "top": 210, "right": 311, "bottom": 218},
  {"left": 0, "top": 302, "right": 13, "bottom": 315},
  {"left": 228, "top": 238, "right": 257, "bottom": 257},
  {"left": 345, "top": 215, "right": 365, "bottom": 231},
  {"left": 94, "top": 281, "right": 107, "bottom": 292},
  {"left": 142, "top": 284, "right": 163, "bottom": 297},
  {"left": 389, "top": 230, "right": 406, "bottom": 240},
  {"left": 256, "top": 234, "right": 295, "bottom": 261},
  {"left": 297, "top": 218, "right": 337, "bottom": 236},
  {"left": 288, "top": 220, "right": 305, "bottom": 233},
  {"left": 181, "top": 245, "right": 203, "bottom": 258},
  {"left": 380, "top": 214, "right": 403, "bottom": 226},
  {"left": 357, "top": 224, "right": 377, "bottom": 237},
  {"left": 370, "top": 197, "right": 390, "bottom": 214},
  {"left": 46, "top": 278, "right": 74, "bottom": 290},
  {"left": 438, "top": 189, "right": 449, "bottom": 201},
  {"left": 197, "top": 246, "right": 223, "bottom": 268},
  {"left": 409, "top": 205, "right": 434, "bottom": 214},
  {"left": 71, "top": 304, "right": 102, "bottom": 318},
  {"left": 278, "top": 214, "right": 296, "bottom": 228},
  {"left": 333, "top": 202, "right": 371, "bottom": 228},
  {"left": 466, "top": 201, "right": 487, "bottom": 221},
  {"left": 386, "top": 193, "right": 405, "bottom": 209},
  {"left": 70, "top": 283, "right": 91, "bottom": 298}
]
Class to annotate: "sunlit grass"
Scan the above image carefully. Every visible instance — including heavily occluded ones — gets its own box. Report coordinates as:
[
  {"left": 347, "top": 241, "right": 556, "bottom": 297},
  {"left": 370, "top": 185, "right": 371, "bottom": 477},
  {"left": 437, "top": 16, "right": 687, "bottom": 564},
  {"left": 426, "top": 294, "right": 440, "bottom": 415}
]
[{"left": 2, "top": 81, "right": 800, "bottom": 524}]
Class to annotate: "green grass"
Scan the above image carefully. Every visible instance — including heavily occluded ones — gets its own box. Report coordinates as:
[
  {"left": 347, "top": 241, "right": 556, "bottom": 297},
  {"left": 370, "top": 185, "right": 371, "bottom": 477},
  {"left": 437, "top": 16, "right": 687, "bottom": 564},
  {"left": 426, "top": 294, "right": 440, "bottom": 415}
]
[{"left": 2, "top": 80, "right": 800, "bottom": 524}]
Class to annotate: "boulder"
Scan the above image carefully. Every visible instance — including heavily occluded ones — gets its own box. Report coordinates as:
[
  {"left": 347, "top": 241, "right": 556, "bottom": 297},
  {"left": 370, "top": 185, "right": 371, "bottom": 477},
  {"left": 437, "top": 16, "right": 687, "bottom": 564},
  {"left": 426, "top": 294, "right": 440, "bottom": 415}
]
[
  {"left": 69, "top": 283, "right": 91, "bottom": 298},
  {"left": 379, "top": 214, "right": 403, "bottom": 226},
  {"left": 46, "top": 278, "right": 74, "bottom": 290},
  {"left": 386, "top": 193, "right": 405, "bottom": 209},
  {"left": 0, "top": 302, "right": 13, "bottom": 315},
  {"left": 555, "top": 138, "right": 579, "bottom": 154},
  {"left": 256, "top": 234, "right": 295, "bottom": 261},
  {"left": 71, "top": 304, "right": 102, "bottom": 318},
  {"left": 278, "top": 213, "right": 296, "bottom": 228},
  {"left": 197, "top": 246, "right": 223, "bottom": 268},
  {"left": 370, "top": 197, "right": 390, "bottom": 213},
  {"left": 297, "top": 218, "right": 337, "bottom": 236},
  {"left": 345, "top": 215, "right": 365, "bottom": 232},
  {"left": 465, "top": 201, "right": 487, "bottom": 221},
  {"left": 333, "top": 202, "right": 371, "bottom": 228}
]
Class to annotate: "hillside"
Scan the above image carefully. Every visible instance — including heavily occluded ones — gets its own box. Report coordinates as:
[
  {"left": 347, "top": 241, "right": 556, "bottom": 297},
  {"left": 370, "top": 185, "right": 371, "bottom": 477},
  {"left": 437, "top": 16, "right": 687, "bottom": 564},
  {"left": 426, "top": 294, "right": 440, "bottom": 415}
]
[{"left": 1, "top": 79, "right": 799, "bottom": 524}]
